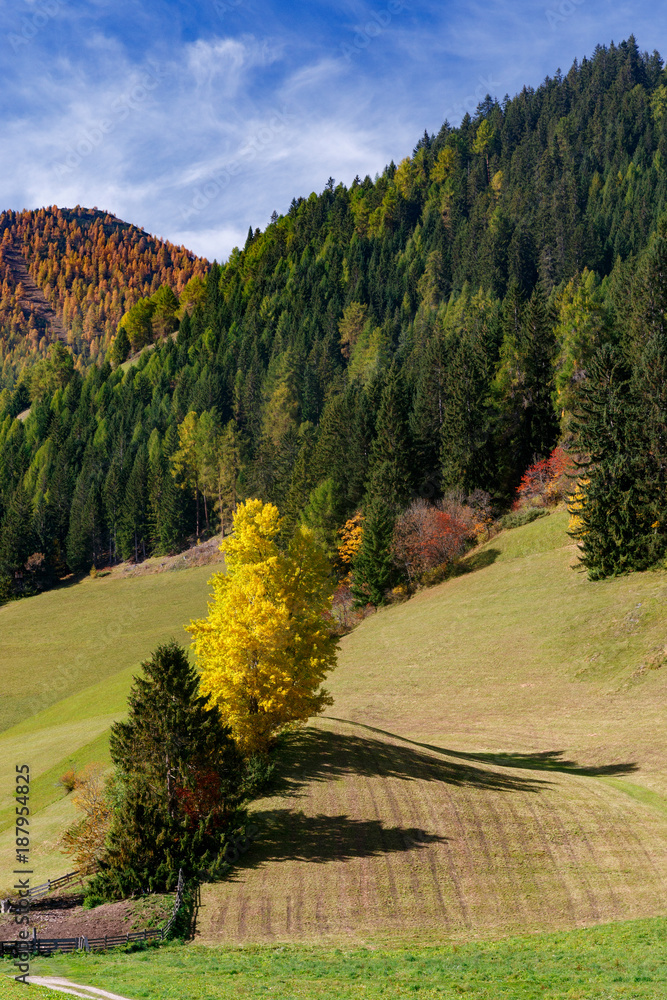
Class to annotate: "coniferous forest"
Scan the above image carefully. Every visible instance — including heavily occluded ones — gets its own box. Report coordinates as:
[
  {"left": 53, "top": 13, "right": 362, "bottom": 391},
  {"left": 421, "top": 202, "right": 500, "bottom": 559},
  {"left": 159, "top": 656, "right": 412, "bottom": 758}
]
[{"left": 1, "top": 35, "right": 667, "bottom": 600}]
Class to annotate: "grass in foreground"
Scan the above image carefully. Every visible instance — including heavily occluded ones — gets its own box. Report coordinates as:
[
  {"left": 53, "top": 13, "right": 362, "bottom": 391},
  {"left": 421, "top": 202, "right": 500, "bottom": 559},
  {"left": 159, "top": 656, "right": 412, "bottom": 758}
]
[
  {"left": 27, "top": 916, "right": 667, "bottom": 999},
  {"left": 1, "top": 980, "right": 59, "bottom": 998}
]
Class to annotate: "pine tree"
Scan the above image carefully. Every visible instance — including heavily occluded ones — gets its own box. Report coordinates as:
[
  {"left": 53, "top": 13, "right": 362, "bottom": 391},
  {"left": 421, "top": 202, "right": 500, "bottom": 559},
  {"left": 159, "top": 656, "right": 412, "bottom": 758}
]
[
  {"left": 569, "top": 345, "right": 660, "bottom": 578},
  {"left": 0, "top": 484, "right": 35, "bottom": 595},
  {"left": 495, "top": 283, "right": 559, "bottom": 489},
  {"left": 66, "top": 464, "right": 105, "bottom": 573},
  {"left": 91, "top": 641, "right": 244, "bottom": 897},
  {"left": 366, "top": 365, "right": 413, "bottom": 509},
  {"left": 148, "top": 444, "right": 183, "bottom": 554},
  {"left": 119, "top": 446, "right": 149, "bottom": 562},
  {"left": 351, "top": 497, "right": 395, "bottom": 606}
]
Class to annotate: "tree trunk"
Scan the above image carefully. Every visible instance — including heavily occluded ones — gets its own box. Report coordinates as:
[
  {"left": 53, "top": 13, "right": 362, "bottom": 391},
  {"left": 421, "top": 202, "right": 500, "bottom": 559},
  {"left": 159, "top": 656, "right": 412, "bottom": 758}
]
[{"left": 195, "top": 486, "right": 200, "bottom": 539}]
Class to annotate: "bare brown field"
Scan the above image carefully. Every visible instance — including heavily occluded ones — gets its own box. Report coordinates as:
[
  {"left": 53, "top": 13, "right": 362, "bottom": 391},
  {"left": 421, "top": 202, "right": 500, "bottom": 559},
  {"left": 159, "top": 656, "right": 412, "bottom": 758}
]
[{"left": 197, "top": 512, "right": 667, "bottom": 946}]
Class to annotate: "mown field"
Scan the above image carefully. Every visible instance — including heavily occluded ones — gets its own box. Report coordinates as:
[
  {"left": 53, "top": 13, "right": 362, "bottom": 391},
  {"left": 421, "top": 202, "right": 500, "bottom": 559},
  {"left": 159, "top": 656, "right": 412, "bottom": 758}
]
[
  {"left": 0, "top": 510, "right": 665, "bottom": 980},
  {"left": 20, "top": 915, "right": 667, "bottom": 998},
  {"left": 197, "top": 512, "right": 667, "bottom": 945}
]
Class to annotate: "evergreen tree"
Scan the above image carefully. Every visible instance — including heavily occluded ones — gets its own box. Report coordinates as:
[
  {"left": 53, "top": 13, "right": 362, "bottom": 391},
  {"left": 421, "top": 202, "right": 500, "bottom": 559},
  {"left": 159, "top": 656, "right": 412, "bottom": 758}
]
[
  {"left": 351, "top": 498, "right": 395, "bottom": 606},
  {"left": 366, "top": 365, "right": 413, "bottom": 508},
  {"left": 66, "top": 464, "right": 105, "bottom": 573},
  {"left": 0, "top": 484, "right": 35, "bottom": 596},
  {"left": 570, "top": 345, "right": 660, "bottom": 578},
  {"left": 111, "top": 327, "right": 131, "bottom": 367},
  {"left": 148, "top": 444, "right": 183, "bottom": 554},
  {"left": 91, "top": 641, "right": 244, "bottom": 898},
  {"left": 496, "top": 283, "right": 559, "bottom": 488},
  {"left": 119, "top": 446, "right": 149, "bottom": 562}
]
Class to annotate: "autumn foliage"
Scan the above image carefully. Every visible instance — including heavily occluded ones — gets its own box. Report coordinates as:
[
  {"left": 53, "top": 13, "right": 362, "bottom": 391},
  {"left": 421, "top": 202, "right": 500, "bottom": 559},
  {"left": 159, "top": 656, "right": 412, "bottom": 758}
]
[
  {"left": 60, "top": 764, "right": 112, "bottom": 875},
  {"left": 391, "top": 500, "right": 470, "bottom": 582},
  {"left": 188, "top": 499, "right": 338, "bottom": 755},
  {"left": 0, "top": 205, "right": 206, "bottom": 381},
  {"left": 513, "top": 447, "right": 574, "bottom": 509}
]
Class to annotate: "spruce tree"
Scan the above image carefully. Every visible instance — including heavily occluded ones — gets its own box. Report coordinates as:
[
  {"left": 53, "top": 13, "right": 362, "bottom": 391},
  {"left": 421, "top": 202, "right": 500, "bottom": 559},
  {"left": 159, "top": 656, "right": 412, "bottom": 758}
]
[
  {"left": 93, "top": 641, "right": 244, "bottom": 898},
  {"left": 365, "top": 364, "right": 413, "bottom": 509},
  {"left": 66, "top": 465, "right": 105, "bottom": 573},
  {"left": 496, "top": 283, "right": 558, "bottom": 489},
  {"left": 351, "top": 498, "right": 395, "bottom": 606},
  {"left": 0, "top": 484, "right": 35, "bottom": 595},
  {"left": 119, "top": 446, "right": 149, "bottom": 562},
  {"left": 570, "top": 344, "right": 659, "bottom": 578}
]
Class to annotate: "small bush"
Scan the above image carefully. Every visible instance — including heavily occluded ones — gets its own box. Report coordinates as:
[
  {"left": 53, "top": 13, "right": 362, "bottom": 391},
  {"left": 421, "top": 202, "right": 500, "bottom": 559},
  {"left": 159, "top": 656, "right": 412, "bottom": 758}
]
[
  {"left": 83, "top": 893, "right": 105, "bottom": 909},
  {"left": 242, "top": 753, "right": 277, "bottom": 800},
  {"left": 500, "top": 509, "right": 549, "bottom": 530},
  {"left": 59, "top": 767, "right": 78, "bottom": 793}
]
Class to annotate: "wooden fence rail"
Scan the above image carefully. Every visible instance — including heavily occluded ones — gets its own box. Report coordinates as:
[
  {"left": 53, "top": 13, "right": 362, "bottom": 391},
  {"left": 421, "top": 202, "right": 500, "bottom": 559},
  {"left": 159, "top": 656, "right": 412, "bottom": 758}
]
[
  {"left": 0, "top": 869, "right": 186, "bottom": 958},
  {"left": 25, "top": 870, "right": 83, "bottom": 900}
]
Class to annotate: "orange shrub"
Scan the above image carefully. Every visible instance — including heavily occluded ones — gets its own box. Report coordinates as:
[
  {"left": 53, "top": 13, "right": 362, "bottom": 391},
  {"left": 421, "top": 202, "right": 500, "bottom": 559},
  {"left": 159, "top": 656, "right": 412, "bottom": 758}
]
[
  {"left": 513, "top": 447, "right": 574, "bottom": 510},
  {"left": 392, "top": 500, "right": 470, "bottom": 582}
]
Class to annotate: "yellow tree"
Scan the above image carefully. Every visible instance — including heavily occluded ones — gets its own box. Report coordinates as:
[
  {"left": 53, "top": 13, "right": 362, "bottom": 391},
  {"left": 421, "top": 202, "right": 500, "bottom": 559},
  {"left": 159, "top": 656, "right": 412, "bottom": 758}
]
[{"left": 187, "top": 499, "right": 338, "bottom": 755}]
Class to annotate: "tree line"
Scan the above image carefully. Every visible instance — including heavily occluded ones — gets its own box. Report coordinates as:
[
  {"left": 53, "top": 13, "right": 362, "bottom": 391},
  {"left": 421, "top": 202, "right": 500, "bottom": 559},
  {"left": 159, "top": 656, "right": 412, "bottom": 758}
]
[{"left": 1, "top": 36, "right": 667, "bottom": 595}]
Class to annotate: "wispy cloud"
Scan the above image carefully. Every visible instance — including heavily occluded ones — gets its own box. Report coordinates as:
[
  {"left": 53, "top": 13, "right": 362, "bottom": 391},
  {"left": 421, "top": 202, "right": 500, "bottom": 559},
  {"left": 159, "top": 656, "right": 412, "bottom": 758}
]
[{"left": 0, "top": 0, "right": 664, "bottom": 260}]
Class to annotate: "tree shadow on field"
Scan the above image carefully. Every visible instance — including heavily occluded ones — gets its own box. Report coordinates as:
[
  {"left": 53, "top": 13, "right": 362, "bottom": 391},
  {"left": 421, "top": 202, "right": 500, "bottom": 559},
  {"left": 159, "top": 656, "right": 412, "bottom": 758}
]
[
  {"left": 452, "top": 547, "right": 501, "bottom": 577},
  {"left": 270, "top": 727, "right": 548, "bottom": 798},
  {"left": 321, "top": 719, "right": 638, "bottom": 779},
  {"left": 237, "top": 810, "right": 447, "bottom": 867},
  {"left": 448, "top": 749, "right": 639, "bottom": 777}
]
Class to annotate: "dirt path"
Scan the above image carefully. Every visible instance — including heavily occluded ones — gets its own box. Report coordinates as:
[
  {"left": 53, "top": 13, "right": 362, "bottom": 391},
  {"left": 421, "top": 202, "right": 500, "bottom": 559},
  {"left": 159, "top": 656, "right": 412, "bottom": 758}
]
[
  {"left": 26, "top": 978, "right": 137, "bottom": 1000},
  {"left": 1, "top": 241, "right": 67, "bottom": 341}
]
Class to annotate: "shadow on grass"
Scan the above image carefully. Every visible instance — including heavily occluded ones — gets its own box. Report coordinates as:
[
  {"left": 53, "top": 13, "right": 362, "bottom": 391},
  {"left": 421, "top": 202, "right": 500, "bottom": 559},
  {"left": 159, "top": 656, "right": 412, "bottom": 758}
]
[
  {"left": 323, "top": 719, "right": 638, "bottom": 779},
  {"left": 239, "top": 811, "right": 447, "bottom": 867},
  {"left": 270, "top": 727, "right": 547, "bottom": 798},
  {"left": 452, "top": 547, "right": 501, "bottom": 577}
]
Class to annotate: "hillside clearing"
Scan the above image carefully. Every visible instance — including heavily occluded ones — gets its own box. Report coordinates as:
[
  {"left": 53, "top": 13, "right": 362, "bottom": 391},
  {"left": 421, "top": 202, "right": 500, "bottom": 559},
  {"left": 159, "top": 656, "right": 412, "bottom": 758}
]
[
  {"left": 1, "top": 512, "right": 665, "bottom": 939},
  {"left": 197, "top": 512, "right": 667, "bottom": 945}
]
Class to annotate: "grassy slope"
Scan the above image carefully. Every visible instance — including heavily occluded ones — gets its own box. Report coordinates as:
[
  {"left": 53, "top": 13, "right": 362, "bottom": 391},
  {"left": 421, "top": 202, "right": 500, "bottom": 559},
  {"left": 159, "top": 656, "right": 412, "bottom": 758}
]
[
  {"left": 27, "top": 916, "right": 667, "bottom": 999},
  {"left": 197, "top": 512, "right": 667, "bottom": 945},
  {"left": 1, "top": 511, "right": 665, "bottom": 952},
  {"left": 0, "top": 564, "right": 217, "bottom": 892}
]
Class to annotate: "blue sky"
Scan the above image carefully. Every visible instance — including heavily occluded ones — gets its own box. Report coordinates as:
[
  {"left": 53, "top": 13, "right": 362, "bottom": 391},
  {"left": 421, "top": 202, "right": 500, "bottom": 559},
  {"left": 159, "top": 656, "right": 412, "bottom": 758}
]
[{"left": 1, "top": 0, "right": 665, "bottom": 261}]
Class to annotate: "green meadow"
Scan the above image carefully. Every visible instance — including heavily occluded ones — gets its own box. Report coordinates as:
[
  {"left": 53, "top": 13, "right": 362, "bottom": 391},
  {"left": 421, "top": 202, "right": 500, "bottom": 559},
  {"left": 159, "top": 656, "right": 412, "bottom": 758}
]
[{"left": 0, "top": 512, "right": 665, "bottom": 997}]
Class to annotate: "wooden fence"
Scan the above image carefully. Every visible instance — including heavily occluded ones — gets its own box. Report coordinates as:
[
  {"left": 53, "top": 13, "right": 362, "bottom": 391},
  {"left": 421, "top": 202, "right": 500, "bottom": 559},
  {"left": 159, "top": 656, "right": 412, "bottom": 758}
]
[{"left": 0, "top": 869, "right": 186, "bottom": 957}]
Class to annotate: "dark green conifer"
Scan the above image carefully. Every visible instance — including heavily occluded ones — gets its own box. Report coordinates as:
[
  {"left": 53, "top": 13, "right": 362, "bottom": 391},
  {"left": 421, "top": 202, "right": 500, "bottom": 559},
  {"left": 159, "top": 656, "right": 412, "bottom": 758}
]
[
  {"left": 119, "top": 446, "right": 149, "bottom": 562},
  {"left": 351, "top": 498, "right": 395, "bottom": 606},
  {"left": 366, "top": 365, "right": 413, "bottom": 509},
  {"left": 91, "top": 641, "right": 244, "bottom": 897}
]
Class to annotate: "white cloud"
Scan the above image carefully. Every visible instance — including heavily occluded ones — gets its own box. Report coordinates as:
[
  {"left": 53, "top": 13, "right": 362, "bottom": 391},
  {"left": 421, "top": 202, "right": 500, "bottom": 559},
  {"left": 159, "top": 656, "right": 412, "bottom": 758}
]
[{"left": 1, "top": 1, "right": 666, "bottom": 262}]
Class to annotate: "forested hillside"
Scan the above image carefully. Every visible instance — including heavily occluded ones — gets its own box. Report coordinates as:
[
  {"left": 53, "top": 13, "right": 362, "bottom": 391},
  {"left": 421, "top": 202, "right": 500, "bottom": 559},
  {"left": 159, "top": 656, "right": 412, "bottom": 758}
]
[
  {"left": 1, "top": 36, "right": 666, "bottom": 599},
  {"left": 0, "top": 206, "right": 207, "bottom": 391}
]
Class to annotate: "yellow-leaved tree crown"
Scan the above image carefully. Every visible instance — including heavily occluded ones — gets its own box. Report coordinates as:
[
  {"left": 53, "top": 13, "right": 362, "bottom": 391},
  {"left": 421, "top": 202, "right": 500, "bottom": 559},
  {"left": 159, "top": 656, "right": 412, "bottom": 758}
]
[{"left": 187, "top": 498, "right": 338, "bottom": 755}]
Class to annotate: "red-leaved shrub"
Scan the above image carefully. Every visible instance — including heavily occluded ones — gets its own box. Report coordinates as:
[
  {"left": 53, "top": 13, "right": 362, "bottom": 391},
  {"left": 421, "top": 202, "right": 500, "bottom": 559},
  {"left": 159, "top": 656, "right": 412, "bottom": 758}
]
[
  {"left": 513, "top": 447, "right": 574, "bottom": 509},
  {"left": 392, "top": 500, "right": 470, "bottom": 581}
]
